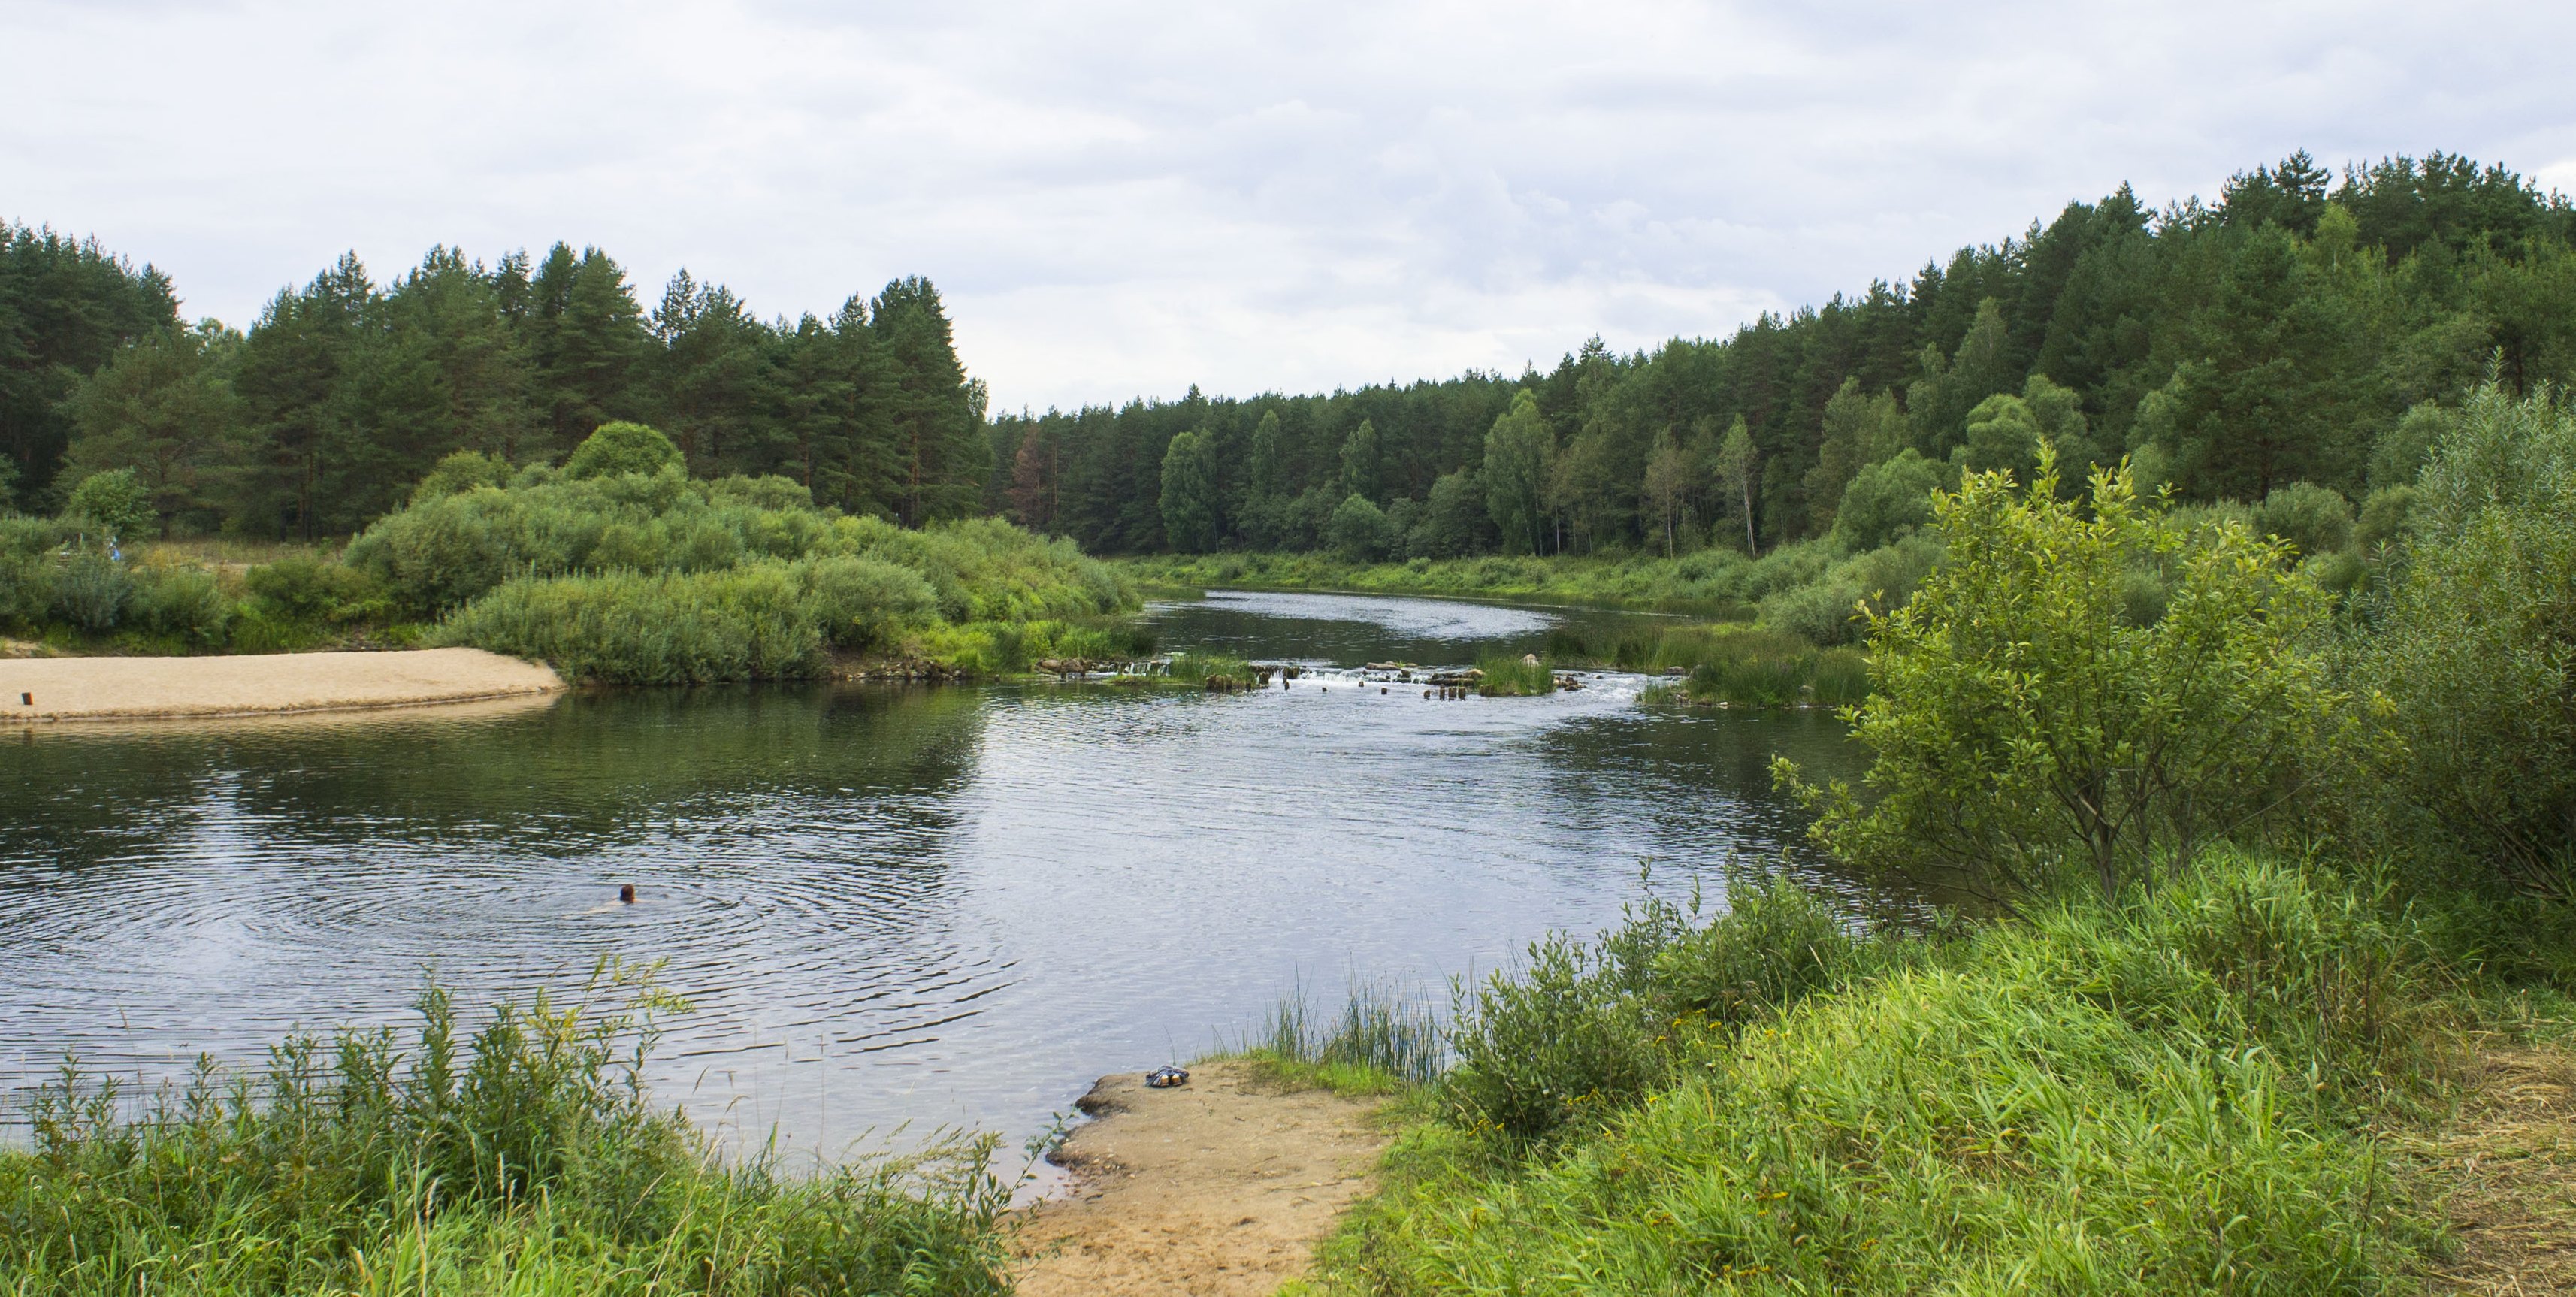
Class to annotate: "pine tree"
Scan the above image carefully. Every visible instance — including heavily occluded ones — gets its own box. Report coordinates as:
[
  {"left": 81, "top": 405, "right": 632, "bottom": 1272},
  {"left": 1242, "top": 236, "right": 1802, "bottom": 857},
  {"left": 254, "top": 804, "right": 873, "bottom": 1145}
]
[{"left": 870, "top": 277, "right": 988, "bottom": 525}]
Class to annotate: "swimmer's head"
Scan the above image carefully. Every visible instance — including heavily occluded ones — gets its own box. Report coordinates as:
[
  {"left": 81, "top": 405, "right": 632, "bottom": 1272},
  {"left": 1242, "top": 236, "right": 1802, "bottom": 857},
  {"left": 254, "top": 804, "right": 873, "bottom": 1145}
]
[{"left": 618, "top": 884, "right": 636, "bottom": 904}]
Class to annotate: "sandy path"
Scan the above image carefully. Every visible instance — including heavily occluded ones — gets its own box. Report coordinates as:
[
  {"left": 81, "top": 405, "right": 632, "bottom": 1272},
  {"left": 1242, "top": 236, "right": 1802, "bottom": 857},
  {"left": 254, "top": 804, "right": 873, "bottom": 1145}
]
[
  {"left": 1014, "top": 1060, "right": 1392, "bottom": 1296},
  {"left": 1, "top": 647, "right": 563, "bottom": 722}
]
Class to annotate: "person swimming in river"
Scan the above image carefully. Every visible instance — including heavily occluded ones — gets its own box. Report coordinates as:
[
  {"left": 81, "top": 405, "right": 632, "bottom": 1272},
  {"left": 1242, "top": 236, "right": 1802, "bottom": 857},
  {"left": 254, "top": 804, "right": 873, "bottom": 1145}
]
[{"left": 619, "top": 884, "right": 636, "bottom": 904}]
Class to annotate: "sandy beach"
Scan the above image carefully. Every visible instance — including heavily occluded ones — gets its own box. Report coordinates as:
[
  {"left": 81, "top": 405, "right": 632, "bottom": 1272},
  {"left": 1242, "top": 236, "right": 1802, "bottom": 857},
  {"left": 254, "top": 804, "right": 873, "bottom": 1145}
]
[
  {"left": 1014, "top": 1060, "right": 1392, "bottom": 1296},
  {"left": 1, "top": 647, "right": 564, "bottom": 722}
]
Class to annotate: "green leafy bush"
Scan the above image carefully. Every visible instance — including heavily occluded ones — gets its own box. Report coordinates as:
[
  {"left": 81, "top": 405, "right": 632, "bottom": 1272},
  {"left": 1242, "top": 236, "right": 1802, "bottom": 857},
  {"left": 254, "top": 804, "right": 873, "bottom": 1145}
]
[
  {"left": 2256, "top": 480, "right": 2356, "bottom": 558},
  {"left": 1651, "top": 875, "right": 1865, "bottom": 1026},
  {"left": 562, "top": 419, "right": 684, "bottom": 479},
  {"left": 49, "top": 552, "right": 132, "bottom": 631},
  {"left": 64, "top": 467, "right": 156, "bottom": 541},
  {"left": 2349, "top": 382, "right": 2576, "bottom": 896},
  {"left": 800, "top": 553, "right": 939, "bottom": 649},
  {"left": 246, "top": 554, "right": 385, "bottom": 624},
  {"left": 1443, "top": 930, "right": 1664, "bottom": 1144},
  {"left": 437, "top": 563, "right": 826, "bottom": 684},
  {"left": 128, "top": 564, "right": 232, "bottom": 646},
  {"left": 1784, "top": 450, "right": 2340, "bottom": 904}
]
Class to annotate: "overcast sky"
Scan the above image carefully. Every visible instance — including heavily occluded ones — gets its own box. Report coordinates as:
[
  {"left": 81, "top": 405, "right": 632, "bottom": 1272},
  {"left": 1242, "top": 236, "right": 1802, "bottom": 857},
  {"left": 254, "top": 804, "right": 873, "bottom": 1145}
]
[{"left": 8, "top": 1, "right": 2574, "bottom": 414}]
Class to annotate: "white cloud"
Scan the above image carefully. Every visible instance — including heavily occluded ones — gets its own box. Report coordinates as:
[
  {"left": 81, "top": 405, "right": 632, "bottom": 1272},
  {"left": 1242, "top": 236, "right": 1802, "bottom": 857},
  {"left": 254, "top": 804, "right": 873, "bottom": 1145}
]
[{"left": 6, "top": 0, "right": 2573, "bottom": 413}]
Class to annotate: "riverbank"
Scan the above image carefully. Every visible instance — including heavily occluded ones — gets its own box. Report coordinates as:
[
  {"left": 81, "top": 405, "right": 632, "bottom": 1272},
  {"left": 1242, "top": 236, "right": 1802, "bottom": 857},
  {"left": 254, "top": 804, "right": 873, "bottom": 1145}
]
[
  {"left": 0, "top": 646, "right": 562, "bottom": 721},
  {"left": 1015, "top": 1059, "right": 1393, "bottom": 1296}
]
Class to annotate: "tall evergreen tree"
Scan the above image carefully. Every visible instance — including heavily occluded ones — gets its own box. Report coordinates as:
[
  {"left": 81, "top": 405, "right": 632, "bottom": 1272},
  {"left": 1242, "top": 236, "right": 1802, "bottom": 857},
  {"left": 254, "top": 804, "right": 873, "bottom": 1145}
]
[
  {"left": 59, "top": 321, "right": 243, "bottom": 534},
  {"left": 870, "top": 277, "right": 988, "bottom": 525},
  {"left": 0, "top": 223, "right": 182, "bottom": 502}
]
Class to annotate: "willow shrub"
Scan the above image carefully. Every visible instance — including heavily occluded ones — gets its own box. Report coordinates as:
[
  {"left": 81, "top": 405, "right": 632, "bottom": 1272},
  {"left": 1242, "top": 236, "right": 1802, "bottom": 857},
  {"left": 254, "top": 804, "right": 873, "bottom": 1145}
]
[
  {"left": 438, "top": 564, "right": 829, "bottom": 684},
  {"left": 2348, "top": 381, "right": 2576, "bottom": 898},
  {"left": 1780, "top": 449, "right": 2342, "bottom": 905},
  {"left": 1317, "top": 854, "right": 2448, "bottom": 1296},
  {"left": 0, "top": 967, "right": 1011, "bottom": 1296}
]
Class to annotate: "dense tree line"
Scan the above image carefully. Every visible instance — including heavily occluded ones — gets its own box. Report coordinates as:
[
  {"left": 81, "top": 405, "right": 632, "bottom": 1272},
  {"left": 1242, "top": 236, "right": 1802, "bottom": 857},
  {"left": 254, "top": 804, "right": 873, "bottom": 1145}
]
[
  {"left": 2, "top": 234, "right": 988, "bottom": 538},
  {"left": 992, "top": 151, "right": 2576, "bottom": 558}
]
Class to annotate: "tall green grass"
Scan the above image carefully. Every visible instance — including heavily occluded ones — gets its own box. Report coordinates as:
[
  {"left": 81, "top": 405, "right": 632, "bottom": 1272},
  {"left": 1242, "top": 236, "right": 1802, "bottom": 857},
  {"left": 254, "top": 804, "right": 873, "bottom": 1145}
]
[
  {"left": 1302, "top": 854, "right": 2460, "bottom": 1295},
  {"left": 1161, "top": 651, "right": 1259, "bottom": 688},
  {"left": 1473, "top": 652, "right": 1554, "bottom": 697},
  {"left": 1240, "top": 978, "right": 1446, "bottom": 1093},
  {"left": 0, "top": 965, "right": 1011, "bottom": 1295}
]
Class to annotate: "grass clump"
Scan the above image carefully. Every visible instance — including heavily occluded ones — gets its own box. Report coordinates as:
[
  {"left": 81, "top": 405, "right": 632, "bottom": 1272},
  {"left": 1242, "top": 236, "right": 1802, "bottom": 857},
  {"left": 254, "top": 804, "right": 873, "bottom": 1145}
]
[
  {"left": 1162, "top": 651, "right": 1259, "bottom": 689},
  {"left": 1236, "top": 978, "right": 1445, "bottom": 1096},
  {"left": 0, "top": 963, "right": 1011, "bottom": 1295},
  {"left": 1473, "top": 652, "right": 1553, "bottom": 697},
  {"left": 1571, "top": 624, "right": 1873, "bottom": 707}
]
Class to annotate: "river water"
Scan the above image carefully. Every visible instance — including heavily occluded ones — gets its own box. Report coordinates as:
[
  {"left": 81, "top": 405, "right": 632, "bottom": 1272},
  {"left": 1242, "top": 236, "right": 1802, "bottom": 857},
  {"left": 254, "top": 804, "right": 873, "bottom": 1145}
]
[{"left": 0, "top": 590, "right": 1864, "bottom": 1157}]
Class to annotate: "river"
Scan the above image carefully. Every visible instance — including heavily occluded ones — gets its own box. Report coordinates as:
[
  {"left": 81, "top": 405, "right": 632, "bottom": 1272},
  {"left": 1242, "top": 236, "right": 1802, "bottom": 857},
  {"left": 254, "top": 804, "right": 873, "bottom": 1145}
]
[{"left": 0, "top": 590, "right": 1865, "bottom": 1158}]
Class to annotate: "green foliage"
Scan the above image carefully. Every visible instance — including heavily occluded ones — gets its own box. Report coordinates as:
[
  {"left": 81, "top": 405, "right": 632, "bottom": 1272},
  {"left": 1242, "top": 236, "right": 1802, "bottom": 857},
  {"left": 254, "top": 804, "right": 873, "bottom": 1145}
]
[
  {"left": 1327, "top": 493, "right": 1394, "bottom": 561},
  {"left": 563, "top": 419, "right": 683, "bottom": 479},
  {"left": 1157, "top": 426, "right": 1223, "bottom": 552},
  {"left": 2355, "top": 483, "right": 2418, "bottom": 550},
  {"left": 799, "top": 552, "right": 938, "bottom": 649},
  {"left": 128, "top": 564, "right": 233, "bottom": 646},
  {"left": 0, "top": 969, "right": 1011, "bottom": 1295},
  {"left": 1323, "top": 854, "right": 2449, "bottom": 1295},
  {"left": 434, "top": 563, "right": 826, "bottom": 684},
  {"left": 1483, "top": 391, "right": 1553, "bottom": 555},
  {"left": 65, "top": 467, "right": 156, "bottom": 542},
  {"left": 412, "top": 448, "right": 512, "bottom": 500},
  {"left": 1649, "top": 875, "right": 1864, "bottom": 1026},
  {"left": 1785, "top": 452, "right": 2341, "bottom": 904},
  {"left": 1829, "top": 449, "right": 1945, "bottom": 551},
  {"left": 1442, "top": 929, "right": 1664, "bottom": 1144},
  {"left": 1162, "top": 651, "right": 1256, "bottom": 688},
  {"left": 246, "top": 555, "right": 385, "bottom": 625},
  {"left": 1676, "top": 630, "right": 1871, "bottom": 707},
  {"left": 49, "top": 552, "right": 132, "bottom": 631},
  {"left": 2350, "top": 382, "right": 2576, "bottom": 896},
  {"left": 2256, "top": 480, "right": 2356, "bottom": 557}
]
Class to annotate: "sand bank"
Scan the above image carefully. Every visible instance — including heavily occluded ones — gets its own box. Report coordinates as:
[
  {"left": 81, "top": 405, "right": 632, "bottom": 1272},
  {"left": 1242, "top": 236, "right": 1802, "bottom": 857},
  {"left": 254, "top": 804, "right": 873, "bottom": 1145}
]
[
  {"left": 1014, "top": 1060, "right": 1392, "bottom": 1296},
  {"left": 2, "top": 648, "right": 563, "bottom": 723}
]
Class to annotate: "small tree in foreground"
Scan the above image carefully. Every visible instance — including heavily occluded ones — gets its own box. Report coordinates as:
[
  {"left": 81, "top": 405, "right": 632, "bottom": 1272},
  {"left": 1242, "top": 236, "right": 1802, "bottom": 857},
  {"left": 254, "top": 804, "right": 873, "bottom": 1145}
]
[{"left": 1778, "top": 447, "right": 2340, "bottom": 905}]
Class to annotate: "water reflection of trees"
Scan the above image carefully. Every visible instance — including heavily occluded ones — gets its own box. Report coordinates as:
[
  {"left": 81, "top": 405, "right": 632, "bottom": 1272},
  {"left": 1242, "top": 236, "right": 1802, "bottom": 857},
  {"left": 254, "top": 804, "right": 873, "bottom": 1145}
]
[
  {"left": 1531, "top": 707, "right": 1920, "bottom": 915},
  {"left": 0, "top": 686, "right": 990, "bottom": 868}
]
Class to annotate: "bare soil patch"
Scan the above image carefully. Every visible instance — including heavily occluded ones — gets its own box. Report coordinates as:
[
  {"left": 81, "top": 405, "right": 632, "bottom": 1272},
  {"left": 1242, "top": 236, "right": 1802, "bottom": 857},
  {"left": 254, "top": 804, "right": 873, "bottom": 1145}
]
[
  {"left": 1014, "top": 1060, "right": 1392, "bottom": 1297},
  {"left": 1, "top": 647, "right": 562, "bottom": 722}
]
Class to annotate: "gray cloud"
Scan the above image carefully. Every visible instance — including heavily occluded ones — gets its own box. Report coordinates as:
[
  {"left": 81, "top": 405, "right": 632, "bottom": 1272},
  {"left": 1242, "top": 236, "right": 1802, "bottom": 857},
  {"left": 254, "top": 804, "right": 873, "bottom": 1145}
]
[{"left": 6, "top": 0, "right": 2571, "bottom": 413}]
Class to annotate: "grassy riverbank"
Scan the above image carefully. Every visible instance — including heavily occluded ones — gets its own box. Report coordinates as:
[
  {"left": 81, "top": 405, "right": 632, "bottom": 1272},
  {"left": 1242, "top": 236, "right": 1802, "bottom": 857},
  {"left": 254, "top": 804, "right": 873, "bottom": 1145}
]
[
  {"left": 0, "top": 969, "right": 1014, "bottom": 1296},
  {"left": 1258, "top": 858, "right": 2573, "bottom": 1295}
]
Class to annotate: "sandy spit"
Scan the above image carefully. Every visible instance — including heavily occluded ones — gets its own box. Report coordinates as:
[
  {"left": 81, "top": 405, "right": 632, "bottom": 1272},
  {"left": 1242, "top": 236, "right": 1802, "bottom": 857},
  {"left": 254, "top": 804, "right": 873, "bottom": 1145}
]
[
  {"left": 1014, "top": 1060, "right": 1393, "bottom": 1297},
  {"left": 1, "top": 648, "right": 564, "bottom": 723}
]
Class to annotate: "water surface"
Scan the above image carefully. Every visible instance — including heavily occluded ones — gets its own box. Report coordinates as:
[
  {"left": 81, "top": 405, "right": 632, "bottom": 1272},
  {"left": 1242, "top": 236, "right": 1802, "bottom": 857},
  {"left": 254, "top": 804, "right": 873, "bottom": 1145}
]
[{"left": 0, "top": 591, "right": 1864, "bottom": 1154}]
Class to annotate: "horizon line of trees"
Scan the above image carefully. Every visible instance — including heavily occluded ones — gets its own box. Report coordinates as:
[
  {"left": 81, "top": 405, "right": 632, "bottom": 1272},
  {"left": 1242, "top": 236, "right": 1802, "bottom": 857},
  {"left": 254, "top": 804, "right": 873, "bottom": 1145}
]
[
  {"left": 11, "top": 149, "right": 2574, "bottom": 560},
  {"left": 992, "top": 150, "right": 2576, "bottom": 560},
  {"left": 1, "top": 231, "right": 989, "bottom": 539}
]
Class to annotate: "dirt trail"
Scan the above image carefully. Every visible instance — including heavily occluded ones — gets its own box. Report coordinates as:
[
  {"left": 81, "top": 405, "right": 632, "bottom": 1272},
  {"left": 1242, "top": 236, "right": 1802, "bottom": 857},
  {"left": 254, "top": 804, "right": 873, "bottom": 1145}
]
[
  {"left": 2423, "top": 1043, "right": 2576, "bottom": 1293},
  {"left": 1014, "top": 1060, "right": 1392, "bottom": 1296},
  {"left": 1, "top": 647, "right": 561, "bottom": 722}
]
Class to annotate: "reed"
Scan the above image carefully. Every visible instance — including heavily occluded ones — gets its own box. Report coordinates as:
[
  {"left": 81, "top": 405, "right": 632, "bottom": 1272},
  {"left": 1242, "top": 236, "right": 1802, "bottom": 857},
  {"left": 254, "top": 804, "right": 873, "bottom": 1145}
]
[{"left": 1237, "top": 977, "right": 1445, "bottom": 1094}]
